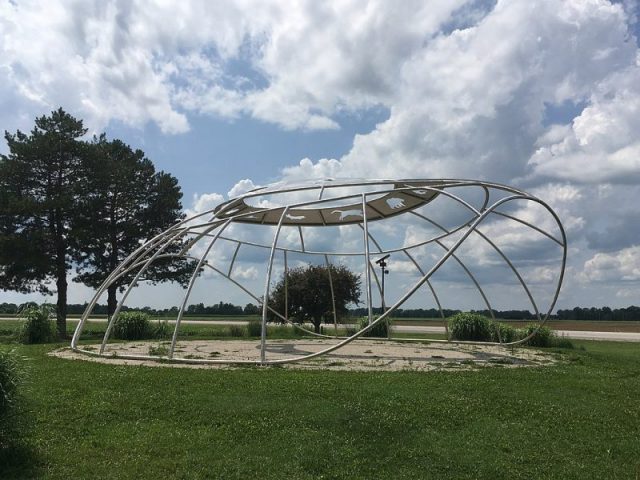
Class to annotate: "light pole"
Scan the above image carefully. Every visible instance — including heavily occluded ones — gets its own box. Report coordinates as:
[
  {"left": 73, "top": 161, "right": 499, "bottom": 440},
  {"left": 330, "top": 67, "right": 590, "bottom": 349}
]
[{"left": 375, "top": 255, "right": 390, "bottom": 338}]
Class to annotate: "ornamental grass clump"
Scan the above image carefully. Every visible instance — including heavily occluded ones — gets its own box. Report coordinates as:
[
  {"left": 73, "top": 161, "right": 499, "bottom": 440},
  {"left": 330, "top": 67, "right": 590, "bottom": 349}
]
[
  {"left": 229, "top": 325, "right": 246, "bottom": 337},
  {"left": 449, "top": 313, "right": 573, "bottom": 349},
  {"left": 247, "top": 319, "right": 262, "bottom": 337},
  {"left": 448, "top": 312, "right": 492, "bottom": 341},
  {"left": 16, "top": 305, "right": 56, "bottom": 344},
  {"left": 488, "top": 321, "right": 519, "bottom": 343},
  {"left": 358, "top": 317, "right": 391, "bottom": 338},
  {"left": 519, "top": 324, "right": 554, "bottom": 347},
  {"left": 112, "top": 311, "right": 152, "bottom": 340},
  {"left": 153, "top": 320, "right": 171, "bottom": 339}
]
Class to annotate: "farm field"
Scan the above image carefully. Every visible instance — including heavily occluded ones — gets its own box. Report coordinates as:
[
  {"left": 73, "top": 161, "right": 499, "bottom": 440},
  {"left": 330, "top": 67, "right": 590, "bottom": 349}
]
[
  {"left": 392, "top": 318, "right": 640, "bottom": 333},
  {"left": 1, "top": 339, "right": 639, "bottom": 479}
]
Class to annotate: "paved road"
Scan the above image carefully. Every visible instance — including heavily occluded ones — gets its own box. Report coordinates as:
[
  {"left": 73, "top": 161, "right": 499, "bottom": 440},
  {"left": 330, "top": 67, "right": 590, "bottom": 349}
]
[
  {"left": 3, "top": 317, "right": 639, "bottom": 342},
  {"left": 553, "top": 329, "right": 640, "bottom": 342}
]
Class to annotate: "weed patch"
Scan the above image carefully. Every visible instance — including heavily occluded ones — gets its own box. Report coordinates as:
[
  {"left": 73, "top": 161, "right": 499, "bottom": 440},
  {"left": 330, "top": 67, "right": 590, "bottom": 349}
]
[{"left": 148, "top": 344, "right": 169, "bottom": 356}]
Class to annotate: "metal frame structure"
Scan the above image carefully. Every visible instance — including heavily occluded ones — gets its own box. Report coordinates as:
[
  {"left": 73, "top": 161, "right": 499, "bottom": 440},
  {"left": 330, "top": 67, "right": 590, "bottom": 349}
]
[{"left": 71, "top": 179, "right": 567, "bottom": 365}]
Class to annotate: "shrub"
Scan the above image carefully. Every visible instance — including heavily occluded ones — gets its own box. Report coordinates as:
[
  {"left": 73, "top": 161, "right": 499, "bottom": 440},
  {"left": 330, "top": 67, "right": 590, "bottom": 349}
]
[
  {"left": 488, "top": 321, "right": 519, "bottom": 343},
  {"left": 0, "top": 349, "right": 26, "bottom": 448},
  {"left": 16, "top": 305, "right": 56, "bottom": 344},
  {"left": 448, "top": 313, "right": 574, "bottom": 348},
  {"left": 112, "top": 311, "right": 152, "bottom": 340},
  {"left": 247, "top": 319, "right": 263, "bottom": 337},
  {"left": 448, "top": 312, "right": 492, "bottom": 341},
  {"left": 358, "top": 317, "right": 391, "bottom": 338},
  {"left": 520, "top": 324, "right": 554, "bottom": 347}
]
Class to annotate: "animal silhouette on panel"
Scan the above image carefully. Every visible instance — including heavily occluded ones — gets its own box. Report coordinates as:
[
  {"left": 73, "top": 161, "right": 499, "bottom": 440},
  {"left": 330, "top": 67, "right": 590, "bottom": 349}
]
[
  {"left": 386, "top": 197, "right": 405, "bottom": 210},
  {"left": 332, "top": 209, "right": 363, "bottom": 221}
]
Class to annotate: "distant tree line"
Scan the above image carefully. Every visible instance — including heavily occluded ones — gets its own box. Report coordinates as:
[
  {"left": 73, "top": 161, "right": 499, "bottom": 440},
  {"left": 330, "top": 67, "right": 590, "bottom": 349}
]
[
  {"left": 0, "top": 302, "right": 261, "bottom": 316},
  {"left": 185, "top": 302, "right": 260, "bottom": 315},
  {"left": 2, "top": 301, "right": 639, "bottom": 320},
  {"left": 349, "top": 307, "right": 538, "bottom": 319},
  {"left": 556, "top": 306, "right": 640, "bottom": 321}
]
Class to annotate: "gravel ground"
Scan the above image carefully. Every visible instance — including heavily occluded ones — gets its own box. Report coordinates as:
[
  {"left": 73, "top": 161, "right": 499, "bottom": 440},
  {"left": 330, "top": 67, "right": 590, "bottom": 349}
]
[{"left": 53, "top": 338, "right": 558, "bottom": 372}]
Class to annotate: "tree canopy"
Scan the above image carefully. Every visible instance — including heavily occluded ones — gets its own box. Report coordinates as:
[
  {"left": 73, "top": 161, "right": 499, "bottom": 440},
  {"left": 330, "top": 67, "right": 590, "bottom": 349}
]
[
  {"left": 0, "top": 108, "right": 189, "bottom": 333},
  {"left": 72, "top": 134, "right": 191, "bottom": 315},
  {"left": 268, "top": 264, "right": 361, "bottom": 333},
  {"left": 0, "top": 108, "right": 87, "bottom": 336}
]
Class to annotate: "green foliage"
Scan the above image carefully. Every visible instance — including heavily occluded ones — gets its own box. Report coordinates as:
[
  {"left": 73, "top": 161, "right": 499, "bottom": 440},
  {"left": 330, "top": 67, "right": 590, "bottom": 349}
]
[
  {"left": 449, "top": 313, "right": 574, "bottom": 348},
  {"left": 553, "top": 336, "right": 575, "bottom": 349},
  {"left": 15, "top": 306, "right": 56, "bottom": 344},
  {"left": 292, "top": 324, "right": 312, "bottom": 336},
  {"left": 153, "top": 320, "right": 171, "bottom": 339},
  {"left": 448, "top": 312, "right": 493, "bottom": 341},
  {"left": 112, "top": 311, "right": 152, "bottom": 340},
  {"left": 4, "top": 341, "right": 640, "bottom": 479},
  {"left": 0, "top": 109, "right": 189, "bottom": 339},
  {"left": 488, "top": 321, "right": 519, "bottom": 343},
  {"left": 229, "top": 325, "right": 246, "bottom": 337},
  {"left": 243, "top": 303, "right": 260, "bottom": 315},
  {"left": 358, "top": 317, "right": 391, "bottom": 337},
  {"left": 72, "top": 134, "right": 191, "bottom": 315},
  {"left": 148, "top": 344, "right": 169, "bottom": 357},
  {"left": 268, "top": 264, "right": 361, "bottom": 333},
  {"left": 520, "top": 324, "right": 554, "bottom": 347},
  {"left": 0, "top": 108, "right": 88, "bottom": 337},
  {"left": 0, "top": 348, "right": 26, "bottom": 449},
  {"left": 247, "top": 319, "right": 263, "bottom": 337}
]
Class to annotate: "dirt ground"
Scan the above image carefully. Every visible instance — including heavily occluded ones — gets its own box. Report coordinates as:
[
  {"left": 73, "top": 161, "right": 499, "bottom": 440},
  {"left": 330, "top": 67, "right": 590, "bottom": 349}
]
[{"left": 52, "top": 338, "right": 558, "bottom": 372}]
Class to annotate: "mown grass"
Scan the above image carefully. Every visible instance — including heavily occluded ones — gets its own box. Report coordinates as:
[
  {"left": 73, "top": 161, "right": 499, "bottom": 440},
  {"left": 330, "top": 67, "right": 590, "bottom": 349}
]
[
  {"left": 0, "top": 320, "right": 448, "bottom": 343},
  {"left": 0, "top": 320, "right": 314, "bottom": 344},
  {"left": 0, "top": 339, "right": 638, "bottom": 479}
]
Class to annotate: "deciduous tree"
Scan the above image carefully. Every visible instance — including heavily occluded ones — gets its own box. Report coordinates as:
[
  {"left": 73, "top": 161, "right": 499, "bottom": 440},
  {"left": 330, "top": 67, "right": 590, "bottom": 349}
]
[{"left": 268, "top": 264, "right": 361, "bottom": 333}]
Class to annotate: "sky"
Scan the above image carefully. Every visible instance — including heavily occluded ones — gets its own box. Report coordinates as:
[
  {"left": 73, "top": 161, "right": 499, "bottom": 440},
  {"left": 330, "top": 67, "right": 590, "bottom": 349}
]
[{"left": 1, "top": 0, "right": 640, "bottom": 313}]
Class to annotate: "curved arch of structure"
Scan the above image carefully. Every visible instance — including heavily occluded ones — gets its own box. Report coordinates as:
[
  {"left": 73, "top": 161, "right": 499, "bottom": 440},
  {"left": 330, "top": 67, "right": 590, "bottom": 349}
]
[{"left": 71, "top": 178, "right": 567, "bottom": 365}]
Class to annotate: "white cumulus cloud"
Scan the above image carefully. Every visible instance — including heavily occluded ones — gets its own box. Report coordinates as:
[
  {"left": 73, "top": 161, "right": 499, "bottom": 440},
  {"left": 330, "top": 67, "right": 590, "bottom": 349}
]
[{"left": 583, "top": 245, "right": 640, "bottom": 282}]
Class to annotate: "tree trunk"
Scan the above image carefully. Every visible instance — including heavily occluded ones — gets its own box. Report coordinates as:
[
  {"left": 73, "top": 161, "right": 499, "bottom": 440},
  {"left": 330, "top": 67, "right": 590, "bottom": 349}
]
[
  {"left": 107, "top": 285, "right": 118, "bottom": 317},
  {"left": 55, "top": 250, "right": 67, "bottom": 339},
  {"left": 313, "top": 317, "right": 322, "bottom": 334},
  {"left": 108, "top": 216, "right": 119, "bottom": 318}
]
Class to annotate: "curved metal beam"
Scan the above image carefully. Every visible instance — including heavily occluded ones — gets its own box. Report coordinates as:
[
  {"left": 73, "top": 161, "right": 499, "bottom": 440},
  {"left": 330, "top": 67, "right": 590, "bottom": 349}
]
[
  {"left": 260, "top": 208, "right": 289, "bottom": 363},
  {"left": 169, "top": 218, "right": 233, "bottom": 358}
]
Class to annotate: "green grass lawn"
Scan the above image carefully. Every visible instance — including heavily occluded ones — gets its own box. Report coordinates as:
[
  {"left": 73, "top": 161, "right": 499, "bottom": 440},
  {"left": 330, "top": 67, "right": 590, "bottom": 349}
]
[{"left": 1, "top": 340, "right": 639, "bottom": 479}]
